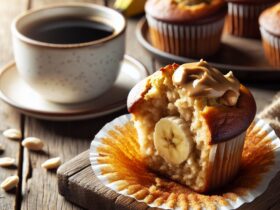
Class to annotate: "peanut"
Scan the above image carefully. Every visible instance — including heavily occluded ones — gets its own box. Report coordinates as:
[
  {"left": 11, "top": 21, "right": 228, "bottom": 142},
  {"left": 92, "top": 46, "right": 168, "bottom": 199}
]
[
  {"left": 41, "top": 157, "right": 61, "bottom": 170},
  {"left": 0, "top": 157, "right": 16, "bottom": 167},
  {"left": 3, "top": 128, "right": 22, "bottom": 140},
  {"left": 1, "top": 175, "right": 19, "bottom": 191},
  {"left": 22, "top": 137, "right": 44, "bottom": 151}
]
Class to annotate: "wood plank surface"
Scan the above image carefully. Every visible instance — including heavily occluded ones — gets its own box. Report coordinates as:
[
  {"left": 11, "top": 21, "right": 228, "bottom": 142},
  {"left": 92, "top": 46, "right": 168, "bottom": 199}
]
[
  {"left": 57, "top": 150, "right": 280, "bottom": 210},
  {"left": 0, "top": 0, "right": 29, "bottom": 210},
  {"left": 0, "top": 103, "right": 22, "bottom": 210},
  {"left": 57, "top": 151, "right": 156, "bottom": 210},
  {"left": 20, "top": 110, "right": 127, "bottom": 210}
]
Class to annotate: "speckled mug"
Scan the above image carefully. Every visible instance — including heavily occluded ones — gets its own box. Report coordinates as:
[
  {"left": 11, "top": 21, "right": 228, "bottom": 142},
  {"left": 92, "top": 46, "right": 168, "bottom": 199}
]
[{"left": 11, "top": 3, "right": 126, "bottom": 104}]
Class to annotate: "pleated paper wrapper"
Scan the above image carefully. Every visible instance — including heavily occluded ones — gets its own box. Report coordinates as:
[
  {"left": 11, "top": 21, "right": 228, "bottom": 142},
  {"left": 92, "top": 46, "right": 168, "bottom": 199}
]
[
  {"left": 146, "top": 14, "right": 225, "bottom": 58},
  {"left": 227, "top": 2, "right": 274, "bottom": 38},
  {"left": 90, "top": 114, "right": 280, "bottom": 210},
  {"left": 260, "top": 27, "right": 280, "bottom": 67}
]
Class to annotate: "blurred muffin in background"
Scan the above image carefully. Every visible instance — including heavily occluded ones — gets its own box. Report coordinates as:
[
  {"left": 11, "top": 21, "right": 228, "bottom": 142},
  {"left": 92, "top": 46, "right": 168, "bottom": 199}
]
[
  {"left": 259, "top": 3, "right": 280, "bottom": 68},
  {"left": 145, "top": 0, "right": 227, "bottom": 58},
  {"left": 226, "top": 0, "right": 278, "bottom": 38}
]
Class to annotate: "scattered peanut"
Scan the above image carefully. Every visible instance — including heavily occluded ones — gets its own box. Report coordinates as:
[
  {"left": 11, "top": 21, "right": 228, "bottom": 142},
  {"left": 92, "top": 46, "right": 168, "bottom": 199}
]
[
  {"left": 1, "top": 175, "right": 19, "bottom": 191},
  {"left": 3, "top": 128, "right": 22, "bottom": 140},
  {"left": 41, "top": 157, "right": 61, "bottom": 170},
  {"left": 0, "top": 157, "right": 16, "bottom": 167},
  {"left": 22, "top": 137, "right": 44, "bottom": 151}
]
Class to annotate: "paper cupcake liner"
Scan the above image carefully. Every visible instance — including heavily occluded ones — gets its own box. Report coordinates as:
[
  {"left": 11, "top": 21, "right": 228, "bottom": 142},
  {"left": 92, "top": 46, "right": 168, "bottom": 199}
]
[
  {"left": 146, "top": 14, "right": 225, "bottom": 58},
  {"left": 208, "top": 132, "right": 245, "bottom": 191},
  {"left": 226, "top": 2, "right": 275, "bottom": 38},
  {"left": 260, "top": 27, "right": 280, "bottom": 67},
  {"left": 90, "top": 114, "right": 280, "bottom": 210}
]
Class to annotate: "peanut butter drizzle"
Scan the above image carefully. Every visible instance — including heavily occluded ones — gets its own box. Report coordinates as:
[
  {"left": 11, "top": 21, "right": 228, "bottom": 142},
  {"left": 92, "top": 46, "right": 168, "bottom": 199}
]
[
  {"left": 172, "top": 60, "right": 240, "bottom": 106},
  {"left": 97, "top": 122, "right": 276, "bottom": 209}
]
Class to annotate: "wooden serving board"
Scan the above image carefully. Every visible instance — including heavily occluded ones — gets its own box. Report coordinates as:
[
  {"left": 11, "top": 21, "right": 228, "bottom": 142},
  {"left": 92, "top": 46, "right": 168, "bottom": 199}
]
[{"left": 57, "top": 150, "right": 280, "bottom": 210}]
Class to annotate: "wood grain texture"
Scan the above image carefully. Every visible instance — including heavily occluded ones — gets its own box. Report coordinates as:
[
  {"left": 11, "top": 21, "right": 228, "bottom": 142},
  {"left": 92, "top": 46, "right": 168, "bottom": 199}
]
[
  {"left": 21, "top": 118, "right": 86, "bottom": 210},
  {"left": 0, "top": 103, "right": 22, "bottom": 210},
  {"left": 58, "top": 151, "right": 158, "bottom": 210},
  {"left": 58, "top": 150, "right": 280, "bottom": 210},
  {"left": 0, "top": 0, "right": 28, "bottom": 209},
  {"left": 20, "top": 109, "right": 126, "bottom": 210}
]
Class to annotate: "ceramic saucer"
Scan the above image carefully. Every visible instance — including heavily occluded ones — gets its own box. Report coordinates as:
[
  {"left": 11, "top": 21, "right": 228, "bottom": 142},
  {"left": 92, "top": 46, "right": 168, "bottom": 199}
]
[{"left": 0, "top": 55, "right": 148, "bottom": 121}]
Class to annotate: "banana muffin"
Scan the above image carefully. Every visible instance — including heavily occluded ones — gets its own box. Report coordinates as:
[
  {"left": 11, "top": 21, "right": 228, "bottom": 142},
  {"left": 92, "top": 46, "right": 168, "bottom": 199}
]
[
  {"left": 127, "top": 60, "right": 256, "bottom": 193},
  {"left": 145, "top": 0, "right": 227, "bottom": 58}
]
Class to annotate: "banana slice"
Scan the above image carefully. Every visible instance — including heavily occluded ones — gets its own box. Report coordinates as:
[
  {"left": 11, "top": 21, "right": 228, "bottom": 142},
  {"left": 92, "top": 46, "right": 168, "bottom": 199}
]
[{"left": 153, "top": 117, "right": 193, "bottom": 165}]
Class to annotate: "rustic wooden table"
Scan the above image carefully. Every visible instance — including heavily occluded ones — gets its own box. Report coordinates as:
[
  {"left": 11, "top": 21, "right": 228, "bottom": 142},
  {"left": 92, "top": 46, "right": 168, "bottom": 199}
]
[{"left": 0, "top": 0, "right": 279, "bottom": 210}]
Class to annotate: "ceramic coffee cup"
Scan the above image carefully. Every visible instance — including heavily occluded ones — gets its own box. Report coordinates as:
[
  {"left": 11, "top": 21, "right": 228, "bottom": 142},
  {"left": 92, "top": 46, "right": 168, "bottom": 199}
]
[{"left": 11, "top": 3, "right": 126, "bottom": 104}]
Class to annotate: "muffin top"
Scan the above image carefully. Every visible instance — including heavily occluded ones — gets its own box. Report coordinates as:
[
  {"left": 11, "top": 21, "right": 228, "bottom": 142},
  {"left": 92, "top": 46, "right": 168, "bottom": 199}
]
[
  {"left": 259, "top": 3, "right": 280, "bottom": 36},
  {"left": 128, "top": 60, "right": 256, "bottom": 143},
  {"left": 145, "top": 0, "right": 226, "bottom": 23}
]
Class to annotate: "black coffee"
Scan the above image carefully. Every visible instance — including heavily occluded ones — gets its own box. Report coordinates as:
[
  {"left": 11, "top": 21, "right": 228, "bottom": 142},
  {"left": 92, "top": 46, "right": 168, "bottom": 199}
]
[{"left": 22, "top": 17, "right": 114, "bottom": 44}]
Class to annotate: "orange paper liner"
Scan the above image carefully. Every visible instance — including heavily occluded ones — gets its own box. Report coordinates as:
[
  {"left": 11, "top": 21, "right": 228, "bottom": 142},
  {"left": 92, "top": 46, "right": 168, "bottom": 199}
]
[{"left": 90, "top": 115, "right": 280, "bottom": 210}]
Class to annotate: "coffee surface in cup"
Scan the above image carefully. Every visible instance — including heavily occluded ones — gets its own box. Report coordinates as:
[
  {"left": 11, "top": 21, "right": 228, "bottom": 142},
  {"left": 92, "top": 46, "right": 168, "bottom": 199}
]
[{"left": 22, "top": 16, "right": 114, "bottom": 44}]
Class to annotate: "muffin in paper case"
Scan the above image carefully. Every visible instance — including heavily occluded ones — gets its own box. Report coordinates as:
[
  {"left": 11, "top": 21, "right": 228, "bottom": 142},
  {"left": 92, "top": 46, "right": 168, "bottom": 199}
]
[{"left": 90, "top": 114, "right": 280, "bottom": 210}]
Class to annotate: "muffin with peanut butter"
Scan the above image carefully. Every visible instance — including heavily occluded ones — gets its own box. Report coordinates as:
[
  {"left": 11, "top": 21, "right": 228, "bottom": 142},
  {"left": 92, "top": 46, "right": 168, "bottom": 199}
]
[
  {"left": 145, "top": 0, "right": 227, "bottom": 58},
  {"left": 127, "top": 60, "right": 256, "bottom": 192}
]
